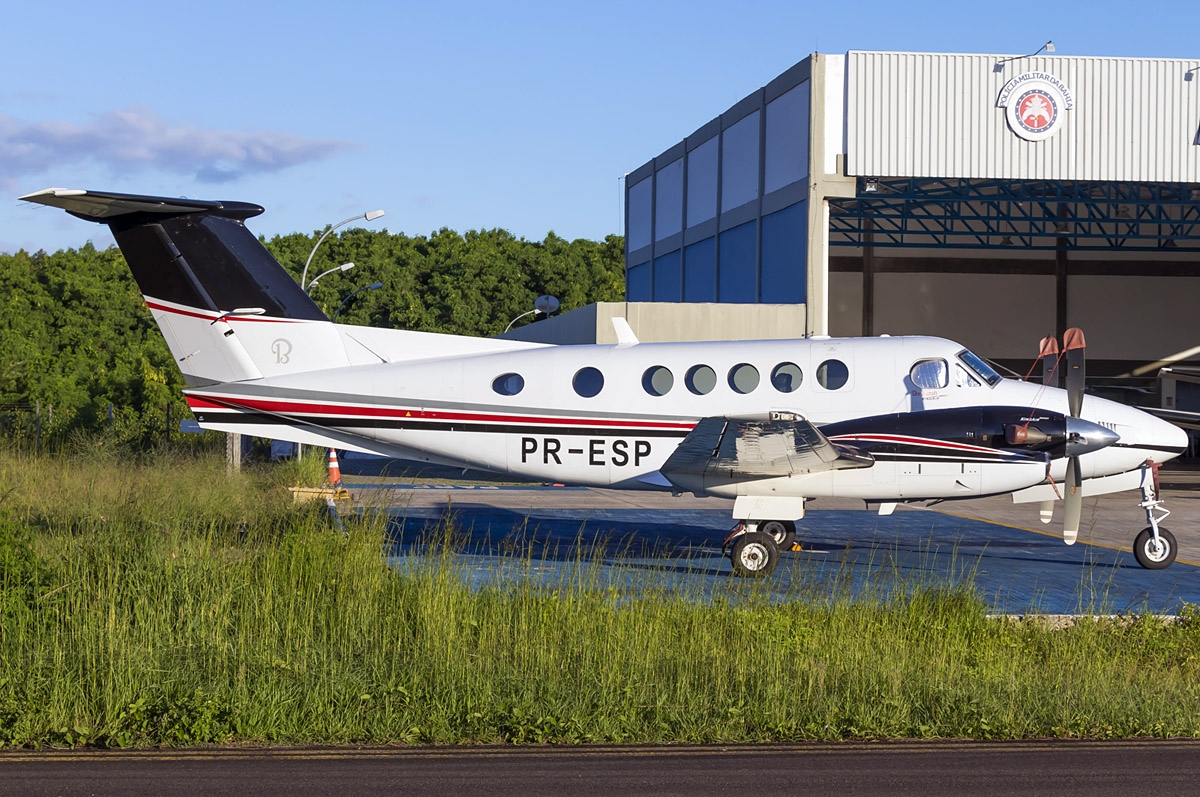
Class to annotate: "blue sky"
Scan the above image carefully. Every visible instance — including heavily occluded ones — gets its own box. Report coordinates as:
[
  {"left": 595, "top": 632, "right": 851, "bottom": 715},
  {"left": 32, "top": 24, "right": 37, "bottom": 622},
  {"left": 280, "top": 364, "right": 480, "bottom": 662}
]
[{"left": 3, "top": 0, "right": 1197, "bottom": 254}]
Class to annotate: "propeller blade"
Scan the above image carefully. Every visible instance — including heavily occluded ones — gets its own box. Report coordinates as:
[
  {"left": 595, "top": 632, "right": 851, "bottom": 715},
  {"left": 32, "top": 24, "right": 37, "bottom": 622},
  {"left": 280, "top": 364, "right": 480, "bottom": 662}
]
[
  {"left": 1063, "top": 456, "right": 1081, "bottom": 545},
  {"left": 1063, "top": 328, "right": 1086, "bottom": 417},
  {"left": 1039, "top": 336, "right": 1060, "bottom": 387},
  {"left": 1038, "top": 500, "right": 1054, "bottom": 524}
]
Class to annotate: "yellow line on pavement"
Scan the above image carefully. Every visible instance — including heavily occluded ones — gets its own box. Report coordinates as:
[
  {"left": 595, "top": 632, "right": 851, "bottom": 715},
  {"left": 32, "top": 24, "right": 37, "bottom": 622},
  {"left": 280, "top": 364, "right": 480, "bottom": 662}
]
[{"left": 930, "top": 508, "right": 1200, "bottom": 567}]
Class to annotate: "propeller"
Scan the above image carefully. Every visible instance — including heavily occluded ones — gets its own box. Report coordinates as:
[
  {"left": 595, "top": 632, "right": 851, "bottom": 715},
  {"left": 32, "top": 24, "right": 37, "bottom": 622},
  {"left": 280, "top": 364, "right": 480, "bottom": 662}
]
[
  {"left": 1029, "top": 329, "right": 1116, "bottom": 542},
  {"left": 1038, "top": 336, "right": 1060, "bottom": 388},
  {"left": 1061, "top": 328, "right": 1087, "bottom": 544}
]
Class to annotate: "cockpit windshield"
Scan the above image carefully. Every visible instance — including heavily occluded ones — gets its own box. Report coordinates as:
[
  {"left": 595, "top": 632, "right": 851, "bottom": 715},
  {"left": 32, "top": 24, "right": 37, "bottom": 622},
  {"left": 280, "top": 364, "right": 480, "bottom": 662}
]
[{"left": 957, "top": 349, "right": 1002, "bottom": 387}]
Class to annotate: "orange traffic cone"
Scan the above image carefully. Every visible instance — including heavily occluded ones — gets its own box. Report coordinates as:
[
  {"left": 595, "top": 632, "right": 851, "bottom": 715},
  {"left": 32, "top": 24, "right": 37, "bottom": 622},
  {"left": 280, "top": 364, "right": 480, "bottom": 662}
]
[{"left": 327, "top": 448, "right": 343, "bottom": 486}]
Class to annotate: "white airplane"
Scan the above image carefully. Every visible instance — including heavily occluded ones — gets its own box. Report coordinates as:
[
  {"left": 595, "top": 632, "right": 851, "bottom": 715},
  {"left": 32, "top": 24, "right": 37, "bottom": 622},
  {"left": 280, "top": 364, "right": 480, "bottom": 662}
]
[{"left": 21, "top": 188, "right": 1190, "bottom": 576}]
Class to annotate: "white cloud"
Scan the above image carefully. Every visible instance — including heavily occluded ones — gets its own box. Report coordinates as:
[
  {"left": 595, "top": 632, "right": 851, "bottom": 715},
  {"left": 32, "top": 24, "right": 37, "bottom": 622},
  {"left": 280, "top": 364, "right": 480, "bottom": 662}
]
[{"left": 0, "top": 106, "right": 353, "bottom": 183}]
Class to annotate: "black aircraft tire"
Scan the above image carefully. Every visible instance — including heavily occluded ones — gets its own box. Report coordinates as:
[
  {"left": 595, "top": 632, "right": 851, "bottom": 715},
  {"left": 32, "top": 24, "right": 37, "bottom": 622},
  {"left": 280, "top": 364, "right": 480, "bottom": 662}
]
[
  {"left": 759, "top": 519, "right": 796, "bottom": 550},
  {"left": 730, "top": 531, "right": 779, "bottom": 578},
  {"left": 1133, "top": 527, "right": 1177, "bottom": 570}
]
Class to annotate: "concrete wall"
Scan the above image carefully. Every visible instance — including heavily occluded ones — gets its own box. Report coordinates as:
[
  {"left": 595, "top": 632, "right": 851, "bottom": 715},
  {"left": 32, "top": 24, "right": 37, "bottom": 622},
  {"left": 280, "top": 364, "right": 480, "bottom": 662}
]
[{"left": 498, "top": 302, "right": 808, "bottom": 345}]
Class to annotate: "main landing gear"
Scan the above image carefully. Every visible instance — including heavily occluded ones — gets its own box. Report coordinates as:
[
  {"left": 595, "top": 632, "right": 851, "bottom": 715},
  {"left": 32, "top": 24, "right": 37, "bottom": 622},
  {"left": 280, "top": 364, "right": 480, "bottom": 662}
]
[
  {"left": 723, "top": 520, "right": 796, "bottom": 577},
  {"left": 1132, "top": 461, "right": 1177, "bottom": 570}
]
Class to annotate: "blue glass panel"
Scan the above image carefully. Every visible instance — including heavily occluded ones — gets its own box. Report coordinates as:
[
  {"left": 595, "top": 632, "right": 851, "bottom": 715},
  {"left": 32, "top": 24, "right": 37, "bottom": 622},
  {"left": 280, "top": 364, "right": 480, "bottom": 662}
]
[
  {"left": 626, "top": 176, "right": 652, "bottom": 251},
  {"left": 653, "top": 249, "right": 682, "bottom": 302},
  {"left": 721, "top": 111, "right": 760, "bottom": 212},
  {"left": 626, "top": 261, "right": 652, "bottom": 301},
  {"left": 654, "top": 159, "right": 683, "bottom": 241},
  {"left": 718, "top": 220, "right": 757, "bottom": 304},
  {"left": 760, "top": 201, "right": 807, "bottom": 304},
  {"left": 686, "top": 138, "right": 718, "bottom": 228},
  {"left": 765, "top": 82, "right": 810, "bottom": 194},
  {"left": 683, "top": 237, "right": 716, "bottom": 302}
]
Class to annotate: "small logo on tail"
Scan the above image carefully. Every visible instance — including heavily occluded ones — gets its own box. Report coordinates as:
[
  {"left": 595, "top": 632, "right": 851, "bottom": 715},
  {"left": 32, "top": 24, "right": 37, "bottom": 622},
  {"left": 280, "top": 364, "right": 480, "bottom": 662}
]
[{"left": 272, "top": 338, "right": 292, "bottom": 364}]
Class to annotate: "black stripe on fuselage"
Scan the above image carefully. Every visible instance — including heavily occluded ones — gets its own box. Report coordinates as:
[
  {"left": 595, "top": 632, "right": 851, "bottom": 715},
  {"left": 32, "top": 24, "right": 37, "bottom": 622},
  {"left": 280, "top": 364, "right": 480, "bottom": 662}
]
[{"left": 1112, "top": 442, "right": 1187, "bottom": 455}]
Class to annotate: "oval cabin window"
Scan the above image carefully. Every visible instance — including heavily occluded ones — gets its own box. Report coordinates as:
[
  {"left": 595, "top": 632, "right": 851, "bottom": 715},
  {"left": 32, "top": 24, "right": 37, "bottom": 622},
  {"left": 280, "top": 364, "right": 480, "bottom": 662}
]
[{"left": 492, "top": 373, "right": 525, "bottom": 396}]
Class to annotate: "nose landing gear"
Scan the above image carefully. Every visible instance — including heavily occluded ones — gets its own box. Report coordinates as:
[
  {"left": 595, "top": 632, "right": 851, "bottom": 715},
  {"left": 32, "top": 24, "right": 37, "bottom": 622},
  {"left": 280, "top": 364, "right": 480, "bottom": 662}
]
[{"left": 1132, "top": 461, "right": 1177, "bottom": 570}]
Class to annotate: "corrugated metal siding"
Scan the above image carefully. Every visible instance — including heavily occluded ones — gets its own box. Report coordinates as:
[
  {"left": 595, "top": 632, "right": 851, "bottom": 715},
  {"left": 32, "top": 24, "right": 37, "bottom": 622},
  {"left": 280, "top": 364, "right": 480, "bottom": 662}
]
[{"left": 845, "top": 51, "right": 1200, "bottom": 182}]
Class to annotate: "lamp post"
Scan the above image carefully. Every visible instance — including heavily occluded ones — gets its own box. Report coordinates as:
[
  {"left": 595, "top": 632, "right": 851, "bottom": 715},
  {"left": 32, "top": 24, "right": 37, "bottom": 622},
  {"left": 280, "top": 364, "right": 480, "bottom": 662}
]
[
  {"left": 334, "top": 282, "right": 384, "bottom": 321},
  {"left": 300, "top": 209, "right": 385, "bottom": 290},
  {"left": 306, "top": 262, "right": 355, "bottom": 294},
  {"left": 504, "top": 295, "right": 560, "bottom": 333}
]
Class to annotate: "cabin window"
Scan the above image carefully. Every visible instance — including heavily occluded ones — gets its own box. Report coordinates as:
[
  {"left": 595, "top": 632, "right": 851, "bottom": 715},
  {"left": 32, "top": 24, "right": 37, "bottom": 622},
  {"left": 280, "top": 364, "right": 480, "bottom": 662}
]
[
  {"left": 573, "top": 367, "right": 605, "bottom": 398},
  {"left": 771, "top": 362, "right": 803, "bottom": 392},
  {"left": 910, "top": 359, "right": 948, "bottom": 390},
  {"left": 728, "top": 363, "right": 760, "bottom": 394},
  {"left": 685, "top": 364, "right": 717, "bottom": 395},
  {"left": 642, "top": 365, "right": 674, "bottom": 396},
  {"left": 816, "top": 359, "right": 849, "bottom": 390},
  {"left": 492, "top": 373, "right": 525, "bottom": 396}
]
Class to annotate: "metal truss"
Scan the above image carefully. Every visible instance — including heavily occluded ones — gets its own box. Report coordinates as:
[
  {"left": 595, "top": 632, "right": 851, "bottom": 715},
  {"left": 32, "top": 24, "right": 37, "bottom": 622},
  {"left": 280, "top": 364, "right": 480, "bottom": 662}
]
[{"left": 828, "top": 177, "right": 1200, "bottom": 251}]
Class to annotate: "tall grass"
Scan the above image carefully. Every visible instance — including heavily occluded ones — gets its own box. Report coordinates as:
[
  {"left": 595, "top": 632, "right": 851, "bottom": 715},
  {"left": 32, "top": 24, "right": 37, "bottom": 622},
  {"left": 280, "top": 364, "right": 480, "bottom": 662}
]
[{"left": 3, "top": 450, "right": 1200, "bottom": 747}]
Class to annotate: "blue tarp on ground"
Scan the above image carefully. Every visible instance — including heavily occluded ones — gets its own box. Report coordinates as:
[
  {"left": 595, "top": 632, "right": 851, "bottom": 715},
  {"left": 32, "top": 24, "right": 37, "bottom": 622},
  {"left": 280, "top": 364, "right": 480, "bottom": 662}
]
[{"left": 357, "top": 488, "right": 1200, "bottom": 615}]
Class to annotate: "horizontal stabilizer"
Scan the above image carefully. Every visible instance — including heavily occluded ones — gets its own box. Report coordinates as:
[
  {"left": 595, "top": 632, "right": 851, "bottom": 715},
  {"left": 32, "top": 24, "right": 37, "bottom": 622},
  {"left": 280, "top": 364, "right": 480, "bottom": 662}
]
[
  {"left": 20, "top": 188, "right": 262, "bottom": 222},
  {"left": 19, "top": 186, "right": 336, "bottom": 385}
]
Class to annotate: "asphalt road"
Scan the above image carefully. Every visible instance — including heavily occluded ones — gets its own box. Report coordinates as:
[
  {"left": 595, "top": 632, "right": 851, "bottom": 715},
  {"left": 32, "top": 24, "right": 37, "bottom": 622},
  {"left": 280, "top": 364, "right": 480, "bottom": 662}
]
[{"left": 3, "top": 741, "right": 1199, "bottom": 796}]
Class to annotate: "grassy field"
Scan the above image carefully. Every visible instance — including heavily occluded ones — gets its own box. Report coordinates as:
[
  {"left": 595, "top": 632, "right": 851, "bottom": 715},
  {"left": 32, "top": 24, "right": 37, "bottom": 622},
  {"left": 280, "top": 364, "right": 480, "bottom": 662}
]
[{"left": 3, "top": 449, "right": 1200, "bottom": 748}]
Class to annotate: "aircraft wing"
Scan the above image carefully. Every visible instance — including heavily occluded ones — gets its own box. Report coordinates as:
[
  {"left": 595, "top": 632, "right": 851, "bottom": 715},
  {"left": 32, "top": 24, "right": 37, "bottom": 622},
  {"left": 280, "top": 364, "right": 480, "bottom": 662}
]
[{"left": 661, "top": 412, "right": 873, "bottom": 492}]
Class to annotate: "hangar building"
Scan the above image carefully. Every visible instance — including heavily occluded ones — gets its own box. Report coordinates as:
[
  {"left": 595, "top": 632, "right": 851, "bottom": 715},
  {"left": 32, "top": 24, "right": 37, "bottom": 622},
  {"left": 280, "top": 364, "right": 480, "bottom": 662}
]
[{"left": 613, "top": 50, "right": 1200, "bottom": 381}]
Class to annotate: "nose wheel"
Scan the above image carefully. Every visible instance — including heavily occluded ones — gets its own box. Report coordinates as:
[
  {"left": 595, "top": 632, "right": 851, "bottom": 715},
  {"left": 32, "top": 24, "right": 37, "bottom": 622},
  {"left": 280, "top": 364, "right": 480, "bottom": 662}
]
[
  {"left": 1133, "top": 526, "right": 1176, "bottom": 570},
  {"left": 1131, "top": 460, "right": 1177, "bottom": 570}
]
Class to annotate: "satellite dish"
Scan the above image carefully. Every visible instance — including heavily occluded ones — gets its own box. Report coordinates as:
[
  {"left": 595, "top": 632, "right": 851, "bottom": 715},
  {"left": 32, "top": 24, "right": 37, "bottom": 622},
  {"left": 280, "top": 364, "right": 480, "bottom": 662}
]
[{"left": 535, "top": 295, "right": 560, "bottom": 315}]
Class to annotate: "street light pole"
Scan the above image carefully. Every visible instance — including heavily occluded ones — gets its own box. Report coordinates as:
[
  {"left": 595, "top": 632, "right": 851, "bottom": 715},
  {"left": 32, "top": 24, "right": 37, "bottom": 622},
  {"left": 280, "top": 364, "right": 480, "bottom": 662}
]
[
  {"left": 294, "top": 208, "right": 382, "bottom": 462},
  {"left": 306, "top": 262, "right": 355, "bottom": 294},
  {"left": 504, "top": 295, "right": 561, "bottom": 333},
  {"left": 300, "top": 209, "right": 385, "bottom": 290}
]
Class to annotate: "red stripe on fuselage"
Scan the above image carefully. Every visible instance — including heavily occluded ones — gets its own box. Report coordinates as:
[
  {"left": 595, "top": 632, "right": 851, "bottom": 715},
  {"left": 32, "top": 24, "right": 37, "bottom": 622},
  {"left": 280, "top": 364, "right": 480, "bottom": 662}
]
[
  {"left": 186, "top": 393, "right": 697, "bottom": 431},
  {"left": 830, "top": 433, "right": 999, "bottom": 455}
]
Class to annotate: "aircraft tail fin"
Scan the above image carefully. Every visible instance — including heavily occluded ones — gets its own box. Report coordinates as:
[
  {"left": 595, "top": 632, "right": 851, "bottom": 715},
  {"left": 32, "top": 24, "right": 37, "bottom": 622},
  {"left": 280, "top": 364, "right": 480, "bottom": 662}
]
[{"left": 20, "top": 188, "right": 348, "bottom": 386}]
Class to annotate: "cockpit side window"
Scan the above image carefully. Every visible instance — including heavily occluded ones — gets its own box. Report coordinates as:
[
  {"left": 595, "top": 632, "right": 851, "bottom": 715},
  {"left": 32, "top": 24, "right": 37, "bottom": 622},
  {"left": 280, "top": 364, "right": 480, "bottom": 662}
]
[
  {"left": 955, "top": 365, "right": 981, "bottom": 388},
  {"left": 909, "top": 359, "right": 949, "bottom": 389}
]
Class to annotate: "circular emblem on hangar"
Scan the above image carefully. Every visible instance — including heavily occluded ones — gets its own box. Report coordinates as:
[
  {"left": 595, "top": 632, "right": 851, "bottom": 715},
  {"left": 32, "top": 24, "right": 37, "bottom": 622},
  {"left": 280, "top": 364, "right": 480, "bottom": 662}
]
[{"left": 997, "top": 71, "right": 1074, "bottom": 142}]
